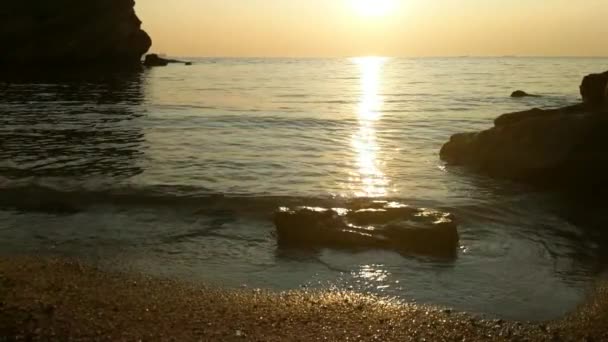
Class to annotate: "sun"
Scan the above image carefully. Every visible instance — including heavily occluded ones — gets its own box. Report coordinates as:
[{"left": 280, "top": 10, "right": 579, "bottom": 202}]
[{"left": 351, "top": 0, "right": 398, "bottom": 17}]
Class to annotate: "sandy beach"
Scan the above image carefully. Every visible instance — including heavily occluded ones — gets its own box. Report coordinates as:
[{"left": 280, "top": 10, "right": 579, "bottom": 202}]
[{"left": 0, "top": 257, "right": 606, "bottom": 341}]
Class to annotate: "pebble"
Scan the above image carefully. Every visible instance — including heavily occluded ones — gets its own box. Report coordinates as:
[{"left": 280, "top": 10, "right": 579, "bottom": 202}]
[{"left": 1, "top": 257, "right": 607, "bottom": 341}]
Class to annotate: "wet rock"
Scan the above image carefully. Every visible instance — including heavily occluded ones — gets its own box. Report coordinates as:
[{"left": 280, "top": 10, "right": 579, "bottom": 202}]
[
  {"left": 273, "top": 201, "right": 459, "bottom": 258},
  {"left": 0, "top": 0, "right": 151, "bottom": 68},
  {"left": 493, "top": 104, "right": 583, "bottom": 127},
  {"left": 511, "top": 90, "right": 540, "bottom": 98},
  {"left": 440, "top": 71, "right": 608, "bottom": 190}
]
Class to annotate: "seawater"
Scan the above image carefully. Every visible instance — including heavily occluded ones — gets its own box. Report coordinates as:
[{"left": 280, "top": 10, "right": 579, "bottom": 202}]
[{"left": 1, "top": 57, "right": 608, "bottom": 320}]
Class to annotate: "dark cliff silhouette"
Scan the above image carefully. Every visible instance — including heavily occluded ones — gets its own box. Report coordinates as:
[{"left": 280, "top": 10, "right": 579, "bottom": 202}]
[{"left": 0, "top": 0, "right": 151, "bottom": 67}]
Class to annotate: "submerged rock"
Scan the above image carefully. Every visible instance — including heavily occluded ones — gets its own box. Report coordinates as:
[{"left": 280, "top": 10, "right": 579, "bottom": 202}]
[
  {"left": 273, "top": 201, "right": 459, "bottom": 258},
  {"left": 440, "top": 71, "right": 608, "bottom": 190},
  {"left": 511, "top": 90, "right": 540, "bottom": 98},
  {"left": 0, "top": 0, "right": 151, "bottom": 68}
]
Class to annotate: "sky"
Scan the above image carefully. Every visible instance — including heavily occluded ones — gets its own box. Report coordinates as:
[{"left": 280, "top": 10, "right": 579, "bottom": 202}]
[{"left": 136, "top": 0, "right": 608, "bottom": 57}]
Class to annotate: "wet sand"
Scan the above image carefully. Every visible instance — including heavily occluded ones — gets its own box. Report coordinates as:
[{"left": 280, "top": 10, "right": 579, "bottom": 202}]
[{"left": 0, "top": 257, "right": 606, "bottom": 341}]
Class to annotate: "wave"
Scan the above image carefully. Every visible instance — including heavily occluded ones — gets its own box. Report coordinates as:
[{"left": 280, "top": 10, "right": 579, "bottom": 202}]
[
  {"left": 0, "top": 178, "right": 548, "bottom": 228},
  {"left": 275, "top": 94, "right": 310, "bottom": 98},
  {"left": 0, "top": 180, "right": 297, "bottom": 214},
  {"left": 276, "top": 100, "right": 356, "bottom": 105},
  {"left": 0, "top": 179, "right": 448, "bottom": 215},
  {"left": 157, "top": 104, "right": 218, "bottom": 111},
  {"left": 0, "top": 178, "right": 593, "bottom": 265}
]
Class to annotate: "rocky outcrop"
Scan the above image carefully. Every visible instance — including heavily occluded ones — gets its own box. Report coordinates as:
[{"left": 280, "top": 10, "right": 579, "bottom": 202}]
[
  {"left": 143, "top": 54, "right": 170, "bottom": 67},
  {"left": 511, "top": 90, "right": 540, "bottom": 98},
  {"left": 440, "top": 71, "right": 608, "bottom": 190},
  {"left": 580, "top": 71, "right": 608, "bottom": 106},
  {"left": 0, "top": 0, "right": 151, "bottom": 68},
  {"left": 274, "top": 201, "right": 459, "bottom": 258},
  {"left": 143, "top": 54, "right": 190, "bottom": 67}
]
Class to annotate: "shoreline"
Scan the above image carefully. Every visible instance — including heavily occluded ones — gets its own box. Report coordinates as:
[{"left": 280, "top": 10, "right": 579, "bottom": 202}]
[{"left": 1, "top": 257, "right": 607, "bottom": 341}]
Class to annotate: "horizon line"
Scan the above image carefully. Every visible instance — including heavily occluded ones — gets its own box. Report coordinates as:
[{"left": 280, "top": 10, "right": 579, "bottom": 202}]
[{"left": 158, "top": 54, "right": 608, "bottom": 60}]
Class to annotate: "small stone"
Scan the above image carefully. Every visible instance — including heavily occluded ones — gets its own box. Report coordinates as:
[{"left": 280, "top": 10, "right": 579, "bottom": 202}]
[{"left": 43, "top": 304, "right": 55, "bottom": 316}]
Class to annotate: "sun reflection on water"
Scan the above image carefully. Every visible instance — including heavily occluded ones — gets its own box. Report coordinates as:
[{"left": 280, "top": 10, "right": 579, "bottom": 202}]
[
  {"left": 356, "top": 264, "right": 390, "bottom": 282},
  {"left": 350, "top": 57, "right": 390, "bottom": 197},
  {"left": 352, "top": 264, "right": 394, "bottom": 291}
]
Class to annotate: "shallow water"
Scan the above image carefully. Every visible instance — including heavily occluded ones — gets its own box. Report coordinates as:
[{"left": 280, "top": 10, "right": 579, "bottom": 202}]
[{"left": 1, "top": 57, "right": 608, "bottom": 320}]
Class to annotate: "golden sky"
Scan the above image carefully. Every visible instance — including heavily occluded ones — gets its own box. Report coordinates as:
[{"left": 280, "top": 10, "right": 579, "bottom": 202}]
[{"left": 136, "top": 0, "right": 608, "bottom": 57}]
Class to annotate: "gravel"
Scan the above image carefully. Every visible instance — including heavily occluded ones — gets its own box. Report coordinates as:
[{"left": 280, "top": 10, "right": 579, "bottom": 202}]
[{"left": 0, "top": 256, "right": 606, "bottom": 341}]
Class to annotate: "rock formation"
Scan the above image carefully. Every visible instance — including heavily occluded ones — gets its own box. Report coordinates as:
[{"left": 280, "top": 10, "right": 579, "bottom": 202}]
[
  {"left": 143, "top": 54, "right": 190, "bottom": 67},
  {"left": 511, "top": 90, "right": 540, "bottom": 98},
  {"left": 143, "top": 54, "right": 170, "bottom": 67},
  {"left": 580, "top": 71, "right": 608, "bottom": 107},
  {"left": 0, "top": 0, "right": 151, "bottom": 68},
  {"left": 274, "top": 201, "right": 459, "bottom": 258},
  {"left": 440, "top": 71, "right": 608, "bottom": 190}
]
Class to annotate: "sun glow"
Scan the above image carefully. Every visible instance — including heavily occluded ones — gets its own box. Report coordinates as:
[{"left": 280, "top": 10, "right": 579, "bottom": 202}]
[{"left": 351, "top": 0, "right": 398, "bottom": 17}]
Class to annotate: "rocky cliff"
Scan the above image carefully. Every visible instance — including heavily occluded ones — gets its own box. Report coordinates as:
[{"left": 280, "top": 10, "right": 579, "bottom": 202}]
[
  {"left": 0, "top": 0, "right": 151, "bottom": 67},
  {"left": 440, "top": 71, "right": 608, "bottom": 190}
]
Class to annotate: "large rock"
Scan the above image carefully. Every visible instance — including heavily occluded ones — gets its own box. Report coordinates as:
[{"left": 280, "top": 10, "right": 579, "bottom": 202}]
[
  {"left": 0, "top": 0, "right": 151, "bottom": 68},
  {"left": 580, "top": 71, "right": 608, "bottom": 106},
  {"left": 440, "top": 71, "right": 608, "bottom": 189},
  {"left": 274, "top": 201, "right": 459, "bottom": 258}
]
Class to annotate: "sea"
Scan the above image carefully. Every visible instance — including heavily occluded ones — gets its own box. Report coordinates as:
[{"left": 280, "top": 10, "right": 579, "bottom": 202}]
[{"left": 1, "top": 57, "right": 607, "bottom": 321}]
